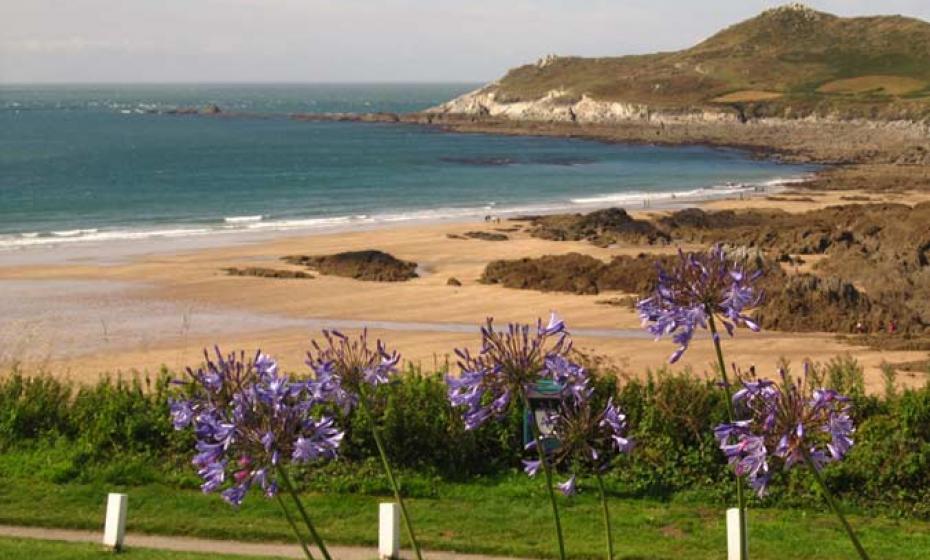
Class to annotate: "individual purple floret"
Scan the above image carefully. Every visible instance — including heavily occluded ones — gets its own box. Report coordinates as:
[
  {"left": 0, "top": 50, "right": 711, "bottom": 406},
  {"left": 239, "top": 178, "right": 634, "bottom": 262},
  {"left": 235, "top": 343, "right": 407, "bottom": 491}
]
[
  {"left": 715, "top": 367, "right": 856, "bottom": 496},
  {"left": 636, "top": 244, "right": 763, "bottom": 362},
  {"left": 171, "top": 347, "right": 343, "bottom": 506},
  {"left": 305, "top": 329, "right": 400, "bottom": 412},
  {"left": 447, "top": 313, "right": 578, "bottom": 431},
  {"left": 556, "top": 475, "right": 577, "bottom": 496}
]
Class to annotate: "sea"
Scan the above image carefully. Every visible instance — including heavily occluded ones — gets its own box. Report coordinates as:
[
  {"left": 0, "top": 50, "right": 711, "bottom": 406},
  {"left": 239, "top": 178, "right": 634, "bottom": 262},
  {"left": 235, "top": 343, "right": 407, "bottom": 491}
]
[{"left": 0, "top": 83, "right": 815, "bottom": 250}]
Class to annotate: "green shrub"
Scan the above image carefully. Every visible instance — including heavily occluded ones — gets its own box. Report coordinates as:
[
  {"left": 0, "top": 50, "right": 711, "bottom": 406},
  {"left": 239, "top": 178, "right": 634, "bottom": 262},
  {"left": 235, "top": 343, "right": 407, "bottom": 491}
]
[{"left": 1, "top": 361, "right": 929, "bottom": 518}]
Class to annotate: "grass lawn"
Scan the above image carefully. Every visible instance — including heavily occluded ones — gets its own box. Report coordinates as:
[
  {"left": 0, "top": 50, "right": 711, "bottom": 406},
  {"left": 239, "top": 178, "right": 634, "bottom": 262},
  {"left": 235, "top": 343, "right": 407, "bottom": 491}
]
[
  {"left": 0, "top": 476, "right": 927, "bottom": 559},
  {"left": 0, "top": 536, "right": 279, "bottom": 560}
]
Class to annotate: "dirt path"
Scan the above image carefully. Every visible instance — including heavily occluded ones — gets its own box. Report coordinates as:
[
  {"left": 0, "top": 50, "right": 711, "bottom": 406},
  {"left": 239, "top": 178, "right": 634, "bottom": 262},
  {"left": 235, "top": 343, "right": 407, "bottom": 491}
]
[{"left": 0, "top": 524, "right": 532, "bottom": 560}]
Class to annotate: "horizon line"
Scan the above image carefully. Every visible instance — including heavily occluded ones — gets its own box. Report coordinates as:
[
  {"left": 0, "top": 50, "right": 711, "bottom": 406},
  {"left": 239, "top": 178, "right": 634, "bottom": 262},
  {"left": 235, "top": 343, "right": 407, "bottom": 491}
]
[{"left": 0, "top": 80, "right": 488, "bottom": 87}]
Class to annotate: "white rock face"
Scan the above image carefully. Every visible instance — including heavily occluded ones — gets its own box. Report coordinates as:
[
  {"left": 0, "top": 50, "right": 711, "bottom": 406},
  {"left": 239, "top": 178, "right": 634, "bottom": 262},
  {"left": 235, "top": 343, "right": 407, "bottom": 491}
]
[
  {"left": 427, "top": 87, "right": 741, "bottom": 125},
  {"left": 427, "top": 86, "right": 930, "bottom": 135}
]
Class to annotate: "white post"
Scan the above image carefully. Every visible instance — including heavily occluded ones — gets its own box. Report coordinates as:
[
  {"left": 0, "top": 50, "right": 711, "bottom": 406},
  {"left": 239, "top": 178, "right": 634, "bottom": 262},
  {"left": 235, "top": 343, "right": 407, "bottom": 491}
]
[
  {"left": 726, "top": 507, "right": 748, "bottom": 560},
  {"left": 379, "top": 502, "right": 400, "bottom": 560},
  {"left": 103, "top": 493, "right": 128, "bottom": 550}
]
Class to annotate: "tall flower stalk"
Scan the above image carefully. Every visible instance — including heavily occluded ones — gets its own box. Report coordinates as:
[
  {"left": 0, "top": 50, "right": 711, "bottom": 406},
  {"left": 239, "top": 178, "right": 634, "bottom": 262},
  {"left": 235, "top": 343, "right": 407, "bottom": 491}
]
[
  {"left": 447, "top": 314, "right": 577, "bottom": 560},
  {"left": 637, "top": 245, "right": 762, "bottom": 560},
  {"left": 306, "top": 330, "right": 423, "bottom": 560},
  {"left": 715, "top": 368, "right": 870, "bottom": 560},
  {"left": 523, "top": 373, "right": 634, "bottom": 560},
  {"left": 170, "top": 348, "right": 343, "bottom": 560}
]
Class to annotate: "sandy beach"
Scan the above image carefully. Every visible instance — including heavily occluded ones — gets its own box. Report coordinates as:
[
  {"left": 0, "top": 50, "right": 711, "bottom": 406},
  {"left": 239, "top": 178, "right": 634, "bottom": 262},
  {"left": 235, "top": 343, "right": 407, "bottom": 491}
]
[{"left": 1, "top": 181, "right": 927, "bottom": 393}]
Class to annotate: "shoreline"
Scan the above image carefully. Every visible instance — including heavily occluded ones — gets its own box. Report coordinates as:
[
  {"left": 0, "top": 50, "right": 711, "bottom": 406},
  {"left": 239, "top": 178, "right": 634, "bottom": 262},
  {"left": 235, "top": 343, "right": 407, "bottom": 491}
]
[
  {"left": 13, "top": 101, "right": 923, "bottom": 262},
  {"left": 0, "top": 172, "right": 810, "bottom": 266},
  {"left": 2, "top": 109, "right": 928, "bottom": 389},
  {"left": 2, "top": 184, "right": 929, "bottom": 389}
]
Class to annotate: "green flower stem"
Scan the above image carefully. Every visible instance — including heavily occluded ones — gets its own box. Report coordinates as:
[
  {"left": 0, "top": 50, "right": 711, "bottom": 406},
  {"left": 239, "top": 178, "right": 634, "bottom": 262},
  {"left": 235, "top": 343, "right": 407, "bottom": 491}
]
[
  {"left": 275, "top": 493, "right": 316, "bottom": 560},
  {"left": 707, "top": 312, "right": 748, "bottom": 560},
  {"left": 522, "top": 392, "right": 567, "bottom": 560},
  {"left": 277, "top": 465, "right": 333, "bottom": 560},
  {"left": 358, "top": 395, "right": 424, "bottom": 560},
  {"left": 595, "top": 472, "right": 614, "bottom": 560},
  {"left": 802, "top": 450, "right": 870, "bottom": 560}
]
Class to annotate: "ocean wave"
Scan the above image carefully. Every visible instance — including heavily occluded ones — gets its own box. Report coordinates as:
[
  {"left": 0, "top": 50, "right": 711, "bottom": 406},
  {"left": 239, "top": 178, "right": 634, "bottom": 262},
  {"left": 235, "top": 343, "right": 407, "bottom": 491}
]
[
  {"left": 569, "top": 177, "right": 801, "bottom": 205},
  {"left": 243, "top": 215, "right": 358, "bottom": 230},
  {"left": 0, "top": 174, "right": 809, "bottom": 251},
  {"left": 224, "top": 215, "right": 264, "bottom": 224},
  {"left": 0, "top": 226, "right": 214, "bottom": 249},
  {"left": 51, "top": 228, "right": 99, "bottom": 237}
]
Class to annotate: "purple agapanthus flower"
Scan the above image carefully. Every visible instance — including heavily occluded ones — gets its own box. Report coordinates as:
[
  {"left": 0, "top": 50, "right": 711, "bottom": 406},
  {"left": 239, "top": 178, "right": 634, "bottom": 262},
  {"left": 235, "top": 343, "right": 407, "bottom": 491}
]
[
  {"left": 715, "top": 367, "right": 855, "bottom": 496},
  {"left": 524, "top": 394, "right": 634, "bottom": 495},
  {"left": 305, "top": 329, "right": 400, "bottom": 413},
  {"left": 171, "top": 347, "right": 343, "bottom": 506},
  {"left": 447, "top": 313, "right": 577, "bottom": 430},
  {"left": 637, "top": 244, "right": 763, "bottom": 362}
]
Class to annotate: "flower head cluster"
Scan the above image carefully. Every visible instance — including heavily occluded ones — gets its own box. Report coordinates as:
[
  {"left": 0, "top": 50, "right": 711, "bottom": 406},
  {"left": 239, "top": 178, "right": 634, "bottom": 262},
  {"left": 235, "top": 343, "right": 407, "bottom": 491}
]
[
  {"left": 523, "top": 396, "right": 634, "bottom": 495},
  {"left": 305, "top": 329, "right": 400, "bottom": 413},
  {"left": 637, "top": 244, "right": 763, "bottom": 362},
  {"left": 171, "top": 348, "right": 343, "bottom": 506},
  {"left": 447, "top": 313, "right": 582, "bottom": 430},
  {"left": 714, "top": 367, "right": 856, "bottom": 496}
]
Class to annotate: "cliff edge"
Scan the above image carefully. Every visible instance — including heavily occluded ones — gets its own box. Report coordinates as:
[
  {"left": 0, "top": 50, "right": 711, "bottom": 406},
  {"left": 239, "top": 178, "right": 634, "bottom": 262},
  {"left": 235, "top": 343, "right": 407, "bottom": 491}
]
[{"left": 429, "top": 4, "right": 930, "bottom": 126}]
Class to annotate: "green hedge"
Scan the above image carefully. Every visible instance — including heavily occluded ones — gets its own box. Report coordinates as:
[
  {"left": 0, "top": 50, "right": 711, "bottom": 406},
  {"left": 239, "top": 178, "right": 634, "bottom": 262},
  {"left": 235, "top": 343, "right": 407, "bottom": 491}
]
[{"left": 1, "top": 357, "right": 928, "bottom": 517}]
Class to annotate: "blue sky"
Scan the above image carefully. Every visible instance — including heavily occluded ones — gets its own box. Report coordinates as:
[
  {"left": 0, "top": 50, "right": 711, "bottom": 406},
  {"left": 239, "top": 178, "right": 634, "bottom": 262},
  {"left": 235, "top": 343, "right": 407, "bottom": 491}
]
[{"left": 2, "top": 1, "right": 929, "bottom": 83}]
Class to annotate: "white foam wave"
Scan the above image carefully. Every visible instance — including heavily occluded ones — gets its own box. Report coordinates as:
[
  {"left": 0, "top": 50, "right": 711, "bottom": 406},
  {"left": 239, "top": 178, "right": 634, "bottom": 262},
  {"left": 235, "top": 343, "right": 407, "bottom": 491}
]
[
  {"left": 0, "top": 174, "right": 811, "bottom": 251},
  {"left": 569, "top": 176, "right": 803, "bottom": 206},
  {"left": 243, "top": 215, "right": 358, "bottom": 231},
  {"left": 52, "top": 228, "right": 99, "bottom": 237},
  {"left": 0, "top": 226, "right": 214, "bottom": 249},
  {"left": 224, "top": 215, "right": 264, "bottom": 224}
]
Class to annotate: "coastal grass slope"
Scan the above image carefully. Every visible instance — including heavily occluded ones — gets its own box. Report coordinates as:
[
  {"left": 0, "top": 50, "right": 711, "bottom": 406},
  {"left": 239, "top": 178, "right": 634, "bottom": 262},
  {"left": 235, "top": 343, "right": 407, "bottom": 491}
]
[{"left": 435, "top": 4, "right": 930, "bottom": 121}]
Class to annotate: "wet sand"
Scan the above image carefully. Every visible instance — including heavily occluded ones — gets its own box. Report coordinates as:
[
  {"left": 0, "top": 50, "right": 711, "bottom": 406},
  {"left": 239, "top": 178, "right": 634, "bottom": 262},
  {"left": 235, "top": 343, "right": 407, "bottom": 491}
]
[{"left": 1, "top": 187, "right": 927, "bottom": 392}]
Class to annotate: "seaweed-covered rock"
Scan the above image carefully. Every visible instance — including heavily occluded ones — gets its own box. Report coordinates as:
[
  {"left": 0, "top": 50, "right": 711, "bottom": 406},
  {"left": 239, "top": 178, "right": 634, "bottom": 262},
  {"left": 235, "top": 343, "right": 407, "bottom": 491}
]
[
  {"left": 447, "top": 277, "right": 463, "bottom": 286},
  {"left": 481, "top": 253, "right": 605, "bottom": 294},
  {"left": 282, "top": 250, "right": 418, "bottom": 282},
  {"left": 480, "top": 252, "right": 676, "bottom": 295},
  {"left": 527, "top": 208, "right": 670, "bottom": 247},
  {"left": 757, "top": 274, "right": 871, "bottom": 333},
  {"left": 463, "top": 231, "right": 509, "bottom": 241},
  {"left": 224, "top": 267, "right": 313, "bottom": 279}
]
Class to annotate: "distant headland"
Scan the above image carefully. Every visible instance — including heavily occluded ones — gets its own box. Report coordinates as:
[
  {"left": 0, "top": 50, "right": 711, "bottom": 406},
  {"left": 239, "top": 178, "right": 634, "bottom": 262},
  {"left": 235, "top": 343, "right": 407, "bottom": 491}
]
[{"left": 156, "top": 5, "right": 930, "bottom": 169}]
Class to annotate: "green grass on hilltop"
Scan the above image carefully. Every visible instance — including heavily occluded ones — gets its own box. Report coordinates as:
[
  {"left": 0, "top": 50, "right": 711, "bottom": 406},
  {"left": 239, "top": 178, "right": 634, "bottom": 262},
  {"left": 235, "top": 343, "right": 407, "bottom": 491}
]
[{"left": 490, "top": 4, "right": 930, "bottom": 119}]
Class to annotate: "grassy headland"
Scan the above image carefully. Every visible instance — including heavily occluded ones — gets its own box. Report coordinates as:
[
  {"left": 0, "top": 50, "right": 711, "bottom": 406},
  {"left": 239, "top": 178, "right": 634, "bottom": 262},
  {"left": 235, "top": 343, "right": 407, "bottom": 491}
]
[{"left": 487, "top": 5, "right": 930, "bottom": 119}]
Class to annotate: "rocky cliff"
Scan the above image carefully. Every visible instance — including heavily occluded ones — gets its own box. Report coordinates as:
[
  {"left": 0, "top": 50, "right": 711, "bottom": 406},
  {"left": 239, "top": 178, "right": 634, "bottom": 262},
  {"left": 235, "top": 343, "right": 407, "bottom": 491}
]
[{"left": 428, "top": 4, "right": 930, "bottom": 127}]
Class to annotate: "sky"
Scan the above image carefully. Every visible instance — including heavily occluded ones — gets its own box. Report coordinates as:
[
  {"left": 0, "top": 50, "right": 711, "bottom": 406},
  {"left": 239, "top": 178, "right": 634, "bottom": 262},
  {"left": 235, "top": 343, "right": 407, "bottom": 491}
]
[{"left": 2, "top": 1, "right": 929, "bottom": 84}]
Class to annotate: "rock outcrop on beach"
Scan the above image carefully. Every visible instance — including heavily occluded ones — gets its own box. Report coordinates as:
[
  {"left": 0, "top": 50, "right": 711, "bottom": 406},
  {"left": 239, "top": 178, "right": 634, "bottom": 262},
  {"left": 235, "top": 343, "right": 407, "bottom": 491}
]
[
  {"left": 481, "top": 253, "right": 675, "bottom": 296},
  {"left": 462, "top": 231, "right": 509, "bottom": 241},
  {"left": 521, "top": 207, "right": 670, "bottom": 247},
  {"left": 282, "top": 250, "right": 418, "bottom": 282},
  {"left": 485, "top": 203, "right": 930, "bottom": 336},
  {"left": 223, "top": 267, "right": 313, "bottom": 279}
]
